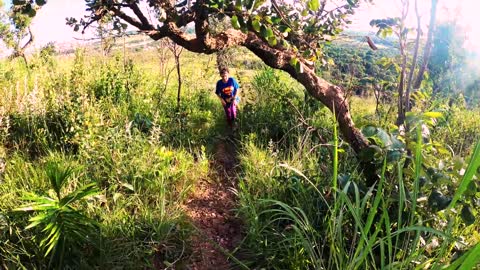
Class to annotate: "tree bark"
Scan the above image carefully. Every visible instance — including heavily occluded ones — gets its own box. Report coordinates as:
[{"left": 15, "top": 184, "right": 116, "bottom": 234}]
[
  {"left": 242, "top": 34, "right": 369, "bottom": 154},
  {"left": 405, "top": 0, "right": 422, "bottom": 113},
  {"left": 396, "top": 0, "right": 409, "bottom": 126},
  {"left": 413, "top": 0, "right": 438, "bottom": 90}
]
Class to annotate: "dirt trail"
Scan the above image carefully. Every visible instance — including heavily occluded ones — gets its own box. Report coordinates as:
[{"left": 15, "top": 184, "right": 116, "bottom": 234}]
[{"left": 184, "top": 138, "right": 243, "bottom": 270}]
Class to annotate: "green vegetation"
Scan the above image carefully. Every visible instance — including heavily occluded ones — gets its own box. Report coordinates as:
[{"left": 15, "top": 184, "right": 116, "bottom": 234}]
[{"left": 0, "top": 23, "right": 479, "bottom": 270}]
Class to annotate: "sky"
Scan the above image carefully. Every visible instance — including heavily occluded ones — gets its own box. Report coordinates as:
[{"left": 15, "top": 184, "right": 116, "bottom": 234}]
[{"left": 3, "top": 0, "right": 480, "bottom": 52}]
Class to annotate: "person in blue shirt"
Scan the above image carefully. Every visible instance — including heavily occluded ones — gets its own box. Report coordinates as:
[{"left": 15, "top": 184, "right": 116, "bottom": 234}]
[{"left": 215, "top": 67, "right": 239, "bottom": 128}]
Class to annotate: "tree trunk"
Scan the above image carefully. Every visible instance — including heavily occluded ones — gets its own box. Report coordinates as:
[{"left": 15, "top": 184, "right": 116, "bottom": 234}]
[
  {"left": 396, "top": 57, "right": 407, "bottom": 125},
  {"left": 405, "top": 0, "right": 422, "bottom": 113},
  {"left": 242, "top": 35, "right": 369, "bottom": 153},
  {"left": 413, "top": 0, "right": 438, "bottom": 90}
]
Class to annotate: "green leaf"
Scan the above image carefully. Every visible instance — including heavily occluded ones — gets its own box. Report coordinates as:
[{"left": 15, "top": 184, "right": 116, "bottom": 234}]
[
  {"left": 238, "top": 15, "right": 247, "bottom": 29},
  {"left": 231, "top": 15, "right": 241, "bottom": 30},
  {"left": 359, "top": 145, "right": 381, "bottom": 162},
  {"left": 375, "top": 129, "right": 392, "bottom": 147},
  {"left": 264, "top": 16, "right": 272, "bottom": 24},
  {"left": 245, "top": 0, "right": 255, "bottom": 10},
  {"left": 253, "top": 0, "right": 266, "bottom": 9},
  {"left": 267, "top": 36, "right": 277, "bottom": 46},
  {"left": 260, "top": 25, "right": 273, "bottom": 38},
  {"left": 60, "top": 183, "right": 99, "bottom": 206},
  {"left": 281, "top": 39, "right": 290, "bottom": 48},
  {"left": 449, "top": 140, "right": 480, "bottom": 208},
  {"left": 271, "top": 16, "right": 282, "bottom": 24},
  {"left": 443, "top": 243, "right": 480, "bottom": 270},
  {"left": 289, "top": 57, "right": 298, "bottom": 67},
  {"left": 461, "top": 204, "right": 476, "bottom": 226},
  {"left": 295, "top": 61, "right": 303, "bottom": 73},
  {"left": 362, "top": 125, "right": 377, "bottom": 137},
  {"left": 12, "top": 0, "right": 26, "bottom": 5},
  {"left": 235, "top": 0, "right": 242, "bottom": 10},
  {"left": 423, "top": 111, "right": 443, "bottom": 119},
  {"left": 428, "top": 190, "right": 451, "bottom": 212},
  {"left": 35, "top": 0, "right": 47, "bottom": 6},
  {"left": 386, "top": 150, "right": 402, "bottom": 162},
  {"left": 278, "top": 25, "right": 291, "bottom": 33},
  {"left": 252, "top": 19, "right": 261, "bottom": 32},
  {"left": 307, "top": 0, "right": 319, "bottom": 11}
]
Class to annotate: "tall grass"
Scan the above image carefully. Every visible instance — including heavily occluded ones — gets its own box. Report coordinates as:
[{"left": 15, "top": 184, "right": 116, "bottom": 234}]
[
  {"left": 0, "top": 47, "right": 217, "bottom": 268},
  {"left": 237, "top": 114, "right": 480, "bottom": 269}
]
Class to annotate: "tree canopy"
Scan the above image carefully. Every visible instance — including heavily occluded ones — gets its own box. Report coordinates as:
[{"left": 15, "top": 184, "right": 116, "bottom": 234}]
[{"left": 62, "top": 0, "right": 375, "bottom": 160}]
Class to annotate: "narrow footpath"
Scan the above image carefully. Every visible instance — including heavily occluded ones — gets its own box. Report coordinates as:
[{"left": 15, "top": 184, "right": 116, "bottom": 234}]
[{"left": 184, "top": 138, "right": 243, "bottom": 270}]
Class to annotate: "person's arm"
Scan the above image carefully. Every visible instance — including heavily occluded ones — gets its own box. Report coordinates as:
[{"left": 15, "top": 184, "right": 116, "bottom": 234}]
[
  {"left": 215, "top": 82, "right": 226, "bottom": 106},
  {"left": 232, "top": 78, "right": 240, "bottom": 104},
  {"left": 218, "top": 95, "right": 226, "bottom": 106}
]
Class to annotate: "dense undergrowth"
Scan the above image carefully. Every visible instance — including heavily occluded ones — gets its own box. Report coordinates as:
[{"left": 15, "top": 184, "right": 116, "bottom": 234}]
[{"left": 0, "top": 45, "right": 479, "bottom": 269}]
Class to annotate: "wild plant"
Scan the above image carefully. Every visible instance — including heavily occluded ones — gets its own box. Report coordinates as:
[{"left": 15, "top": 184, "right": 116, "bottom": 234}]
[{"left": 14, "top": 158, "right": 99, "bottom": 269}]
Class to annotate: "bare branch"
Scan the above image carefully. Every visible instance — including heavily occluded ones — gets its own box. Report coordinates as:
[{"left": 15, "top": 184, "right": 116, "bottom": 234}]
[
  {"left": 111, "top": 7, "right": 146, "bottom": 30},
  {"left": 129, "top": 1, "right": 152, "bottom": 27}
]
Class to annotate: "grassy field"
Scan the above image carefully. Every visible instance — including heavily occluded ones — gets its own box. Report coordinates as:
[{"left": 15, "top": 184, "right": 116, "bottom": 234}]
[{"left": 0, "top": 42, "right": 479, "bottom": 269}]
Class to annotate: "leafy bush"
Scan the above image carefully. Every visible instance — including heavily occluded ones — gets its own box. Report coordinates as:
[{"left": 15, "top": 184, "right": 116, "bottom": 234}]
[{"left": 90, "top": 55, "right": 140, "bottom": 103}]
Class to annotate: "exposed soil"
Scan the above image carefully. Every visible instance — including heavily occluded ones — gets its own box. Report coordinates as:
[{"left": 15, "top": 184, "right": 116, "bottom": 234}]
[{"left": 183, "top": 138, "right": 243, "bottom": 270}]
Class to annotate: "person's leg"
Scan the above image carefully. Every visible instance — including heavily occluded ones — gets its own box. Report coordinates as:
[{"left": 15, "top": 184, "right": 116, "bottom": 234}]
[
  {"left": 231, "top": 102, "right": 237, "bottom": 128},
  {"left": 224, "top": 103, "right": 233, "bottom": 127}
]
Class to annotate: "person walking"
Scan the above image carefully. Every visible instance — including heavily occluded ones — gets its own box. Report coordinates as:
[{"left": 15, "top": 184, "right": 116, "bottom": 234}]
[{"left": 215, "top": 67, "right": 240, "bottom": 129}]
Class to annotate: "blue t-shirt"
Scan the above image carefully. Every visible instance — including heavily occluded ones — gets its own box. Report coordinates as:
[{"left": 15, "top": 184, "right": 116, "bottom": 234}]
[{"left": 216, "top": 77, "right": 239, "bottom": 100}]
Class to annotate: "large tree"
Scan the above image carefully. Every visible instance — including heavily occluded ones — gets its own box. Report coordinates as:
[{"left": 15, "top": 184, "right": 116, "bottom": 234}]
[
  {"left": 22, "top": 0, "right": 376, "bottom": 179},
  {"left": 82, "top": 1, "right": 368, "bottom": 148}
]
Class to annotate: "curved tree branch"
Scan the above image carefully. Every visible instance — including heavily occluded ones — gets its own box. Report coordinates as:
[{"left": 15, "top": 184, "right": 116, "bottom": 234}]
[{"left": 129, "top": 1, "right": 152, "bottom": 27}]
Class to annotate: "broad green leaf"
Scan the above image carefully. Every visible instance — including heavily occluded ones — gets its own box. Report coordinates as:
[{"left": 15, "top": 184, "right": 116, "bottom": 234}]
[
  {"left": 271, "top": 16, "right": 282, "bottom": 24},
  {"left": 386, "top": 150, "right": 402, "bottom": 162},
  {"left": 460, "top": 205, "right": 475, "bottom": 226},
  {"left": 264, "top": 16, "right": 272, "bottom": 24},
  {"left": 359, "top": 145, "right": 381, "bottom": 162},
  {"left": 231, "top": 15, "right": 241, "bottom": 29},
  {"left": 253, "top": 0, "right": 266, "bottom": 9},
  {"left": 278, "top": 25, "right": 291, "bottom": 34},
  {"left": 260, "top": 25, "right": 273, "bottom": 38},
  {"left": 252, "top": 19, "right": 261, "bottom": 32},
  {"left": 428, "top": 190, "right": 451, "bottom": 212},
  {"left": 307, "top": 0, "right": 319, "bottom": 11},
  {"left": 376, "top": 128, "right": 392, "bottom": 147},
  {"left": 267, "top": 36, "right": 277, "bottom": 46},
  {"left": 362, "top": 125, "right": 377, "bottom": 137}
]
